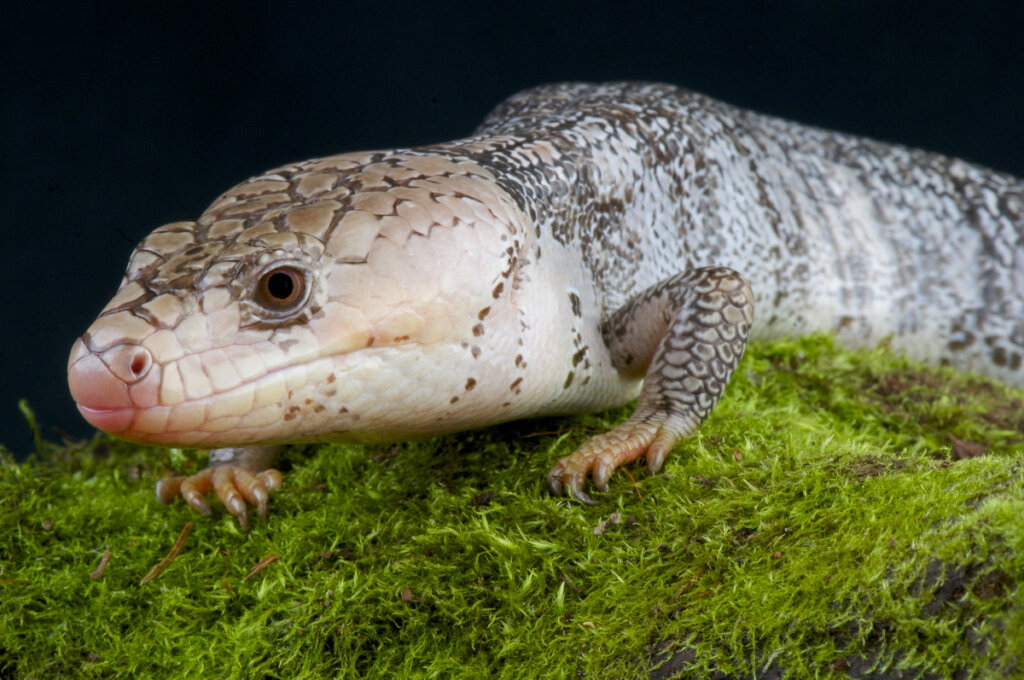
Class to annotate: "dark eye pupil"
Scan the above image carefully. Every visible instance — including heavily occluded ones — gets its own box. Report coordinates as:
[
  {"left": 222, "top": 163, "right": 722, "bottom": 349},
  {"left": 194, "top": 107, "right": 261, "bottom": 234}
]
[
  {"left": 266, "top": 271, "right": 294, "bottom": 299},
  {"left": 256, "top": 266, "right": 306, "bottom": 312}
]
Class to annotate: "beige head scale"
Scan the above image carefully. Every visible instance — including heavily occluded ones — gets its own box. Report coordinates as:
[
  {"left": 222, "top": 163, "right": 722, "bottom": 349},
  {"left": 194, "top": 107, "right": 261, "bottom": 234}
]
[{"left": 68, "top": 151, "right": 525, "bottom": 446}]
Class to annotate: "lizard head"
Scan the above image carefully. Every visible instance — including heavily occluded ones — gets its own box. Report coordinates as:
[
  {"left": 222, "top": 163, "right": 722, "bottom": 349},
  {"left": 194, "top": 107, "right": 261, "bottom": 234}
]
[{"left": 69, "top": 152, "right": 528, "bottom": 446}]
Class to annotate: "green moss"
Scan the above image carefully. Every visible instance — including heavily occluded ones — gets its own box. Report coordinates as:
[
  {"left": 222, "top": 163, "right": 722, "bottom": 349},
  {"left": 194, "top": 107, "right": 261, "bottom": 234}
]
[{"left": 2, "top": 334, "right": 1023, "bottom": 679}]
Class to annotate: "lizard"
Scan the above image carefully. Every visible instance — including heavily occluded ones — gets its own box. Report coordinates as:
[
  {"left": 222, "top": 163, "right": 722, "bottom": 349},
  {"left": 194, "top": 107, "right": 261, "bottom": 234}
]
[{"left": 67, "top": 82, "right": 1024, "bottom": 526}]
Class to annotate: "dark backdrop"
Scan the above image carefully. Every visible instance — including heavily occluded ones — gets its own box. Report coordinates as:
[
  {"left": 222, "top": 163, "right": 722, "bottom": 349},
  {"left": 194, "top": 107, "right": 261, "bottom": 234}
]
[{"left": 4, "top": 2, "right": 1023, "bottom": 457}]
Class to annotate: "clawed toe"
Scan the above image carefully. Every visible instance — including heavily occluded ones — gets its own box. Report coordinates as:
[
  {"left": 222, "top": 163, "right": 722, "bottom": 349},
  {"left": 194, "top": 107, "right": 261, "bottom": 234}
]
[{"left": 548, "top": 463, "right": 597, "bottom": 504}]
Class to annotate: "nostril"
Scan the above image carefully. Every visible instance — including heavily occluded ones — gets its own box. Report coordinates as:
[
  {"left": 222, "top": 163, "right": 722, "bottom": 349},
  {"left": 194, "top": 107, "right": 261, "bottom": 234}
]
[
  {"left": 130, "top": 349, "right": 151, "bottom": 378},
  {"left": 101, "top": 344, "right": 154, "bottom": 383}
]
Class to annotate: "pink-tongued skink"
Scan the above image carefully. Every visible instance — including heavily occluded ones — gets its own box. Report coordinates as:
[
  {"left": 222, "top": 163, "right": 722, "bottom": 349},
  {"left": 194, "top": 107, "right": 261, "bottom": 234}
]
[{"left": 68, "top": 82, "right": 1024, "bottom": 526}]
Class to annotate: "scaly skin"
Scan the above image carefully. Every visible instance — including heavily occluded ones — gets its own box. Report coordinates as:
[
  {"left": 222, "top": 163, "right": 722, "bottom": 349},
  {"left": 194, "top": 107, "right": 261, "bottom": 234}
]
[{"left": 69, "top": 82, "right": 1024, "bottom": 523}]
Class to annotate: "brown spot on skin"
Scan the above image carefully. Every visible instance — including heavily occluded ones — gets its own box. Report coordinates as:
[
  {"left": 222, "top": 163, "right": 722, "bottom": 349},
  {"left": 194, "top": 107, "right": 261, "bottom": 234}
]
[
  {"left": 304, "top": 398, "right": 313, "bottom": 405},
  {"left": 326, "top": 388, "right": 337, "bottom": 397},
  {"left": 284, "top": 412, "right": 297, "bottom": 421},
  {"left": 568, "top": 292, "right": 582, "bottom": 317},
  {"left": 502, "top": 401, "right": 511, "bottom": 407},
  {"left": 510, "top": 377, "right": 523, "bottom": 392},
  {"left": 314, "top": 404, "right": 326, "bottom": 413},
  {"left": 492, "top": 282, "right": 504, "bottom": 299},
  {"left": 993, "top": 346, "right": 1008, "bottom": 367},
  {"left": 366, "top": 337, "right": 376, "bottom": 347},
  {"left": 472, "top": 324, "right": 485, "bottom": 337},
  {"left": 450, "top": 396, "right": 459, "bottom": 404},
  {"left": 394, "top": 335, "right": 410, "bottom": 342},
  {"left": 515, "top": 354, "right": 523, "bottom": 367},
  {"left": 465, "top": 378, "right": 477, "bottom": 391},
  {"left": 572, "top": 347, "right": 588, "bottom": 367},
  {"left": 948, "top": 324, "right": 975, "bottom": 352},
  {"left": 289, "top": 406, "right": 301, "bottom": 413},
  {"left": 478, "top": 307, "right": 491, "bottom": 320},
  {"left": 471, "top": 346, "right": 481, "bottom": 358},
  {"left": 327, "top": 374, "right": 336, "bottom": 383},
  {"left": 564, "top": 371, "right": 574, "bottom": 388},
  {"left": 338, "top": 406, "right": 349, "bottom": 414}
]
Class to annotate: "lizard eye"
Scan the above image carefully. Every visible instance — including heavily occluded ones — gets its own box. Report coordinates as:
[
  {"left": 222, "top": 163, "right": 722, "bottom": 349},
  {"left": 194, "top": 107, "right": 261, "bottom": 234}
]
[{"left": 255, "top": 265, "right": 307, "bottom": 311}]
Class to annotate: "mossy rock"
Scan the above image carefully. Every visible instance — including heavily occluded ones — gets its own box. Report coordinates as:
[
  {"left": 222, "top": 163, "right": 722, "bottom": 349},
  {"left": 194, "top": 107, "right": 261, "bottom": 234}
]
[{"left": 2, "top": 334, "right": 1023, "bottom": 679}]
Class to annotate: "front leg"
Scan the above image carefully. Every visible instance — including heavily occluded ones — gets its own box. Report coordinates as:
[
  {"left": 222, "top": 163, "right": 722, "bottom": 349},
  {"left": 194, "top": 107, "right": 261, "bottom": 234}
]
[
  {"left": 155, "top": 446, "right": 283, "bottom": 529},
  {"left": 548, "top": 267, "right": 754, "bottom": 503}
]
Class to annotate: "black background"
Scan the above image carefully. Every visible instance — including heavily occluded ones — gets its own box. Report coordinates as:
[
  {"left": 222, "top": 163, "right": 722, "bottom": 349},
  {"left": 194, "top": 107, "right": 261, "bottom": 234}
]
[{"left": 4, "top": 2, "right": 1023, "bottom": 457}]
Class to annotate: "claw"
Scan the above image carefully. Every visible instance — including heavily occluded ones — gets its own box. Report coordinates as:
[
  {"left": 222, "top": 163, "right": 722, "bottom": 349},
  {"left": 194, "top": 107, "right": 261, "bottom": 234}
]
[
  {"left": 647, "top": 444, "right": 669, "bottom": 474},
  {"left": 155, "top": 476, "right": 184, "bottom": 505},
  {"left": 548, "top": 455, "right": 600, "bottom": 504},
  {"left": 567, "top": 481, "right": 597, "bottom": 505},
  {"left": 547, "top": 470, "right": 564, "bottom": 496},
  {"left": 592, "top": 458, "right": 614, "bottom": 492},
  {"left": 257, "top": 469, "right": 283, "bottom": 491},
  {"left": 232, "top": 468, "right": 268, "bottom": 520},
  {"left": 233, "top": 506, "right": 249, "bottom": 531},
  {"left": 180, "top": 469, "right": 215, "bottom": 516},
  {"left": 213, "top": 466, "right": 247, "bottom": 520},
  {"left": 186, "top": 494, "right": 213, "bottom": 517}
]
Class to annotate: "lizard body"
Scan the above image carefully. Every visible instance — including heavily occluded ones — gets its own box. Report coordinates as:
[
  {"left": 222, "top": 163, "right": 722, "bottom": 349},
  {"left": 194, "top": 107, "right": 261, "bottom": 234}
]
[{"left": 68, "top": 82, "right": 1024, "bottom": 520}]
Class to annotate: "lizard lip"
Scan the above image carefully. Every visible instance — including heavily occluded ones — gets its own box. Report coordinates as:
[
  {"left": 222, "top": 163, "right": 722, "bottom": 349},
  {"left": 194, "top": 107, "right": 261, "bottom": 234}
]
[{"left": 75, "top": 404, "right": 135, "bottom": 433}]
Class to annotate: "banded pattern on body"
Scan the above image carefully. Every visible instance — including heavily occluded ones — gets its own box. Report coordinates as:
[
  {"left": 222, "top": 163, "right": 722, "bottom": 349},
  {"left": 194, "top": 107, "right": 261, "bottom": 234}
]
[{"left": 68, "top": 82, "right": 1024, "bottom": 522}]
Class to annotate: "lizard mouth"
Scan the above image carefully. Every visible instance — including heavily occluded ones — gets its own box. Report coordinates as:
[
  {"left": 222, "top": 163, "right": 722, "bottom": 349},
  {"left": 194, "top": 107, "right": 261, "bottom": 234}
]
[
  {"left": 75, "top": 404, "right": 135, "bottom": 434},
  {"left": 68, "top": 335, "right": 332, "bottom": 446}
]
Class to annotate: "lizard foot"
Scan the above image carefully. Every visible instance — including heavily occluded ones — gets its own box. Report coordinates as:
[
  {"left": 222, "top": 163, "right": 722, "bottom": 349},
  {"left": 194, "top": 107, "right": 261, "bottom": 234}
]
[
  {"left": 547, "top": 412, "right": 694, "bottom": 504},
  {"left": 156, "top": 466, "right": 283, "bottom": 529},
  {"left": 549, "top": 266, "right": 753, "bottom": 504}
]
